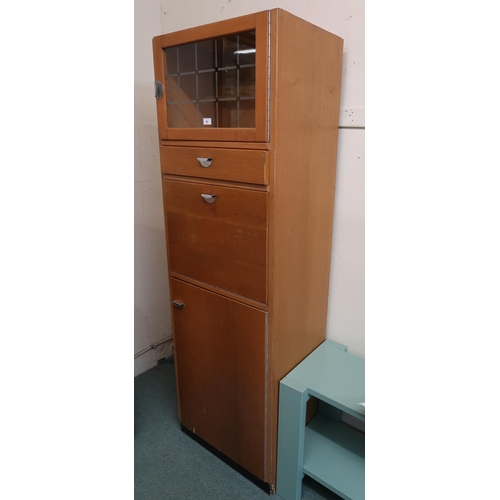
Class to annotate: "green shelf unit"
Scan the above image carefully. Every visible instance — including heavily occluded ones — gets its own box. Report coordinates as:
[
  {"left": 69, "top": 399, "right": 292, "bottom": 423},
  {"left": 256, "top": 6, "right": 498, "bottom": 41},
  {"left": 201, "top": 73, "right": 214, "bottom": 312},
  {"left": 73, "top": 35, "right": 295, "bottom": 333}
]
[
  {"left": 276, "top": 340, "right": 365, "bottom": 500},
  {"left": 304, "top": 414, "right": 364, "bottom": 500}
]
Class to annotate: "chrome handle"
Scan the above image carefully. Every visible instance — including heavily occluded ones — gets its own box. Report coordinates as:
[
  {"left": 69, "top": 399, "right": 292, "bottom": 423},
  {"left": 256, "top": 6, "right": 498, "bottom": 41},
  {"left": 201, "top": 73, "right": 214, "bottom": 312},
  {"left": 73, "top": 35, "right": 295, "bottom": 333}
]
[
  {"left": 154, "top": 81, "right": 164, "bottom": 99},
  {"left": 172, "top": 300, "right": 185, "bottom": 310},
  {"left": 197, "top": 157, "right": 213, "bottom": 168},
  {"left": 201, "top": 193, "right": 217, "bottom": 204}
]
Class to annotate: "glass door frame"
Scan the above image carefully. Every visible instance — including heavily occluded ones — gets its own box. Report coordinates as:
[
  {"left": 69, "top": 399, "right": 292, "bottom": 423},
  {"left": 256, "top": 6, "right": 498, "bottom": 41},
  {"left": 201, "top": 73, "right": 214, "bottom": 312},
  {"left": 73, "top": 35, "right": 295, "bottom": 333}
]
[{"left": 153, "top": 11, "right": 269, "bottom": 142}]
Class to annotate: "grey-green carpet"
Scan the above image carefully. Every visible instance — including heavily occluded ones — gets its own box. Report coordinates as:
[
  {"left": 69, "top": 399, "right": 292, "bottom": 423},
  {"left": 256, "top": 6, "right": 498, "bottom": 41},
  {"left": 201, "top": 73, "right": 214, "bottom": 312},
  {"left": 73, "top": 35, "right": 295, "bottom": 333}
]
[{"left": 134, "top": 357, "right": 342, "bottom": 499}]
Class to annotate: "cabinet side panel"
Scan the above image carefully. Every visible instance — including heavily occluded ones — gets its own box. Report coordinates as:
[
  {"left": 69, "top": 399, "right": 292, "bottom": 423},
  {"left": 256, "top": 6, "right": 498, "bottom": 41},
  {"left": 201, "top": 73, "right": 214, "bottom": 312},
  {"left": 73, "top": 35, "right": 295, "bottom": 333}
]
[{"left": 267, "top": 9, "right": 343, "bottom": 483}]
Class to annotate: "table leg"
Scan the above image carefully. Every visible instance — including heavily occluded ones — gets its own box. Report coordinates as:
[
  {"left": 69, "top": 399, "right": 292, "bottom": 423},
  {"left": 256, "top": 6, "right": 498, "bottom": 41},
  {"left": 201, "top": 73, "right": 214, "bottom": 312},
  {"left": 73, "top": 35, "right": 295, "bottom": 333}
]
[{"left": 276, "top": 378, "right": 309, "bottom": 500}]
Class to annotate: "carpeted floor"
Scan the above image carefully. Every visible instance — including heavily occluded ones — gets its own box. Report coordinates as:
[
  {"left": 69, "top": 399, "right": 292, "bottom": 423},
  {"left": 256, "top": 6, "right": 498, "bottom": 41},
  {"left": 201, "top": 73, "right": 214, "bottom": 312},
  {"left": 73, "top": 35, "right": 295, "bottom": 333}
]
[{"left": 134, "top": 357, "right": 342, "bottom": 499}]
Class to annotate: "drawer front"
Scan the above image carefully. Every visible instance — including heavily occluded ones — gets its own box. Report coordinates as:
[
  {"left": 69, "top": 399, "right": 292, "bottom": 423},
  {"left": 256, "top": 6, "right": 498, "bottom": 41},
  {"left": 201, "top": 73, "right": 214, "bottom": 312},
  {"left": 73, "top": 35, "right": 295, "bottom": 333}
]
[
  {"left": 161, "top": 146, "right": 268, "bottom": 185},
  {"left": 164, "top": 179, "right": 267, "bottom": 303}
]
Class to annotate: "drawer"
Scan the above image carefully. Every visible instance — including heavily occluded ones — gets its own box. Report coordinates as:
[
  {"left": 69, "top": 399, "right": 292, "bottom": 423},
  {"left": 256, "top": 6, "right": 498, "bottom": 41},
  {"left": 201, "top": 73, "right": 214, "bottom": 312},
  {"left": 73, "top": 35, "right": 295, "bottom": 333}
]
[
  {"left": 164, "top": 179, "right": 267, "bottom": 304},
  {"left": 160, "top": 146, "right": 268, "bottom": 185}
]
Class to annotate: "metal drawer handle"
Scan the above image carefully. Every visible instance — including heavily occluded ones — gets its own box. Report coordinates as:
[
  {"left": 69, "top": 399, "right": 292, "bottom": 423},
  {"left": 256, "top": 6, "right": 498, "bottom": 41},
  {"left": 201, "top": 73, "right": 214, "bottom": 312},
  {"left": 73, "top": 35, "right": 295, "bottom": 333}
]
[
  {"left": 172, "top": 300, "right": 185, "bottom": 310},
  {"left": 154, "top": 81, "right": 164, "bottom": 99},
  {"left": 201, "top": 193, "right": 217, "bottom": 204},
  {"left": 197, "top": 157, "right": 213, "bottom": 168}
]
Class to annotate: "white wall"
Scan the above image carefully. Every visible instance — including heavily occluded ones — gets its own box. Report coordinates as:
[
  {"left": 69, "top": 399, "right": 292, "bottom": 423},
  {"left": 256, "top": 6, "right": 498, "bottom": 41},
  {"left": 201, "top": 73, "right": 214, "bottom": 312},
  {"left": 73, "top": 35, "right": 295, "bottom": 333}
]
[
  {"left": 134, "top": 0, "right": 365, "bottom": 374},
  {"left": 135, "top": 0, "right": 173, "bottom": 376},
  {"left": 327, "top": 127, "right": 365, "bottom": 357}
]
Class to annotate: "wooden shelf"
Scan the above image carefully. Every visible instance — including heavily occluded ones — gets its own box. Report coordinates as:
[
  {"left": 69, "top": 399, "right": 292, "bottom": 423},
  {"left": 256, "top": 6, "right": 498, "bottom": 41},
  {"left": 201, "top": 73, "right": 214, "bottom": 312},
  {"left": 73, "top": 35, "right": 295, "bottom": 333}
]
[{"left": 304, "top": 414, "right": 364, "bottom": 500}]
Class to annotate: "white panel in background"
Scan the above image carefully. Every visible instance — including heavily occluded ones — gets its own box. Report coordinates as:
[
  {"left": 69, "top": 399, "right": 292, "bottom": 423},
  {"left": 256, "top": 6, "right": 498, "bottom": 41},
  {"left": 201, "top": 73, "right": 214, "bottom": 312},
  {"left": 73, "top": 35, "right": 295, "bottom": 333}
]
[
  {"left": 144, "top": 0, "right": 366, "bottom": 369},
  {"left": 159, "top": 0, "right": 364, "bottom": 118},
  {"left": 339, "top": 108, "right": 365, "bottom": 128},
  {"left": 136, "top": 123, "right": 161, "bottom": 183},
  {"left": 326, "top": 128, "right": 365, "bottom": 358},
  {"left": 134, "top": 347, "right": 156, "bottom": 377},
  {"left": 135, "top": 0, "right": 172, "bottom": 377},
  {"left": 134, "top": 340, "right": 173, "bottom": 378}
]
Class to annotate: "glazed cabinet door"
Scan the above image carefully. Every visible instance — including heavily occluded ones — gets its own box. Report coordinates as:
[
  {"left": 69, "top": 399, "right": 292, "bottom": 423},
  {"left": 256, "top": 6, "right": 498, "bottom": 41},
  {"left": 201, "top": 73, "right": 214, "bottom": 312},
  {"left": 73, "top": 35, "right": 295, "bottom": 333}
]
[
  {"left": 153, "top": 11, "right": 269, "bottom": 142},
  {"left": 171, "top": 278, "right": 267, "bottom": 480}
]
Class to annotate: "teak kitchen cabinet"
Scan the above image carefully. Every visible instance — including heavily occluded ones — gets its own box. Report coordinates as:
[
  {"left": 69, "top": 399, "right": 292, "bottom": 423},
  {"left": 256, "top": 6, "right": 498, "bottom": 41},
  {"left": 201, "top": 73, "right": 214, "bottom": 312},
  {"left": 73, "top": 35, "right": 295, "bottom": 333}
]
[{"left": 152, "top": 9, "right": 343, "bottom": 493}]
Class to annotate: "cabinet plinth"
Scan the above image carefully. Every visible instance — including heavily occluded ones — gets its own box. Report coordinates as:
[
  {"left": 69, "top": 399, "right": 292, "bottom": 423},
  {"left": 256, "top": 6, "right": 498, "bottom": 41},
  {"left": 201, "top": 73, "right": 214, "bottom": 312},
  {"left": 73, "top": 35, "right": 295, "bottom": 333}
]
[{"left": 152, "top": 8, "right": 343, "bottom": 490}]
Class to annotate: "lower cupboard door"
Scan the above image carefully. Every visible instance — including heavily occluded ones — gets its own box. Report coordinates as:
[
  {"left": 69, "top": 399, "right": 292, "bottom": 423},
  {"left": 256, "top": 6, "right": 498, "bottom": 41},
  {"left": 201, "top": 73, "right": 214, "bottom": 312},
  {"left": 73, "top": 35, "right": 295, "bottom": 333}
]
[{"left": 171, "top": 278, "right": 267, "bottom": 481}]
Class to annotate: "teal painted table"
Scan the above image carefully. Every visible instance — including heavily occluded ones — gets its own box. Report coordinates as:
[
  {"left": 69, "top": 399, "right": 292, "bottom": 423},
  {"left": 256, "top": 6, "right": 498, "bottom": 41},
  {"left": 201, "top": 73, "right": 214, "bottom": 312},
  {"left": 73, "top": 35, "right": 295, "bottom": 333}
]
[{"left": 276, "top": 340, "right": 365, "bottom": 500}]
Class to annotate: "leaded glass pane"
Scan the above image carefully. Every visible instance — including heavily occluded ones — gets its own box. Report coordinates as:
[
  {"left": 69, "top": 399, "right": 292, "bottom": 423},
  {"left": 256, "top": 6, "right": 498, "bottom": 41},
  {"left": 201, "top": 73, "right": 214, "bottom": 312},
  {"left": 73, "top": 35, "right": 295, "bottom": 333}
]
[{"left": 164, "top": 30, "right": 256, "bottom": 128}]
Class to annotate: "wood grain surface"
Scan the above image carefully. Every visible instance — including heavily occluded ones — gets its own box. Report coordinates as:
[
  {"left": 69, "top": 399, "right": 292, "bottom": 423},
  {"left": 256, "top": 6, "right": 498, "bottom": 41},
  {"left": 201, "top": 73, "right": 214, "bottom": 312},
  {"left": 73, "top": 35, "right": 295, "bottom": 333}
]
[{"left": 171, "top": 278, "right": 267, "bottom": 480}]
